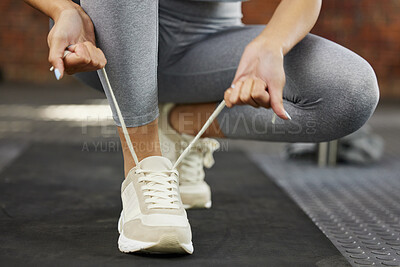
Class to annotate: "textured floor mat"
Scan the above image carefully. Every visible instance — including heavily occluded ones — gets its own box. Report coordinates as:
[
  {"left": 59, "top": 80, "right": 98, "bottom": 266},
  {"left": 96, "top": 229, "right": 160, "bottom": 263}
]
[
  {"left": 250, "top": 151, "right": 400, "bottom": 266},
  {"left": 0, "top": 143, "right": 346, "bottom": 266}
]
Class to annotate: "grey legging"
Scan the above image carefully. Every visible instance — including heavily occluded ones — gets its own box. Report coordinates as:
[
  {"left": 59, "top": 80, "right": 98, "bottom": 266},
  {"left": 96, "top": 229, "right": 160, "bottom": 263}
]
[{"left": 78, "top": 0, "right": 379, "bottom": 142}]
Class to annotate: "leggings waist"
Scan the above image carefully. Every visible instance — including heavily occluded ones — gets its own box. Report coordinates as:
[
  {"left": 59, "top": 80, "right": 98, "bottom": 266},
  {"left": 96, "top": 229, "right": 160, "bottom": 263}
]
[{"left": 159, "top": 0, "right": 242, "bottom": 20}]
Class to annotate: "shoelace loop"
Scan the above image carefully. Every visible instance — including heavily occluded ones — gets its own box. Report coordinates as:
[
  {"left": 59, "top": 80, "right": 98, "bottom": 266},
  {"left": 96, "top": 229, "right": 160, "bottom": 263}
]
[
  {"left": 200, "top": 138, "right": 220, "bottom": 168},
  {"left": 179, "top": 138, "right": 220, "bottom": 183},
  {"left": 136, "top": 168, "right": 180, "bottom": 210}
]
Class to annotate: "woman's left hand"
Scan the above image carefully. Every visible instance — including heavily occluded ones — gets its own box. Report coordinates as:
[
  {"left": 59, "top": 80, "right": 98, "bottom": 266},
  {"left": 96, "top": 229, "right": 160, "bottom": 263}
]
[{"left": 224, "top": 38, "right": 290, "bottom": 120}]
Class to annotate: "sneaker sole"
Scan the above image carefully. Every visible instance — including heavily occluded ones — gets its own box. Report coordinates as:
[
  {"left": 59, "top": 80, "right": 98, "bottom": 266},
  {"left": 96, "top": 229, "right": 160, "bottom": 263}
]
[
  {"left": 117, "top": 213, "right": 193, "bottom": 254},
  {"left": 118, "top": 232, "right": 193, "bottom": 254},
  {"left": 183, "top": 200, "right": 212, "bottom": 210}
]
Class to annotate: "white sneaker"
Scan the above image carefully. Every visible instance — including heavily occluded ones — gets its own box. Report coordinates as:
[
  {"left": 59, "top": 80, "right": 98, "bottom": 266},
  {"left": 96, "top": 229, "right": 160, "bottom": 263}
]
[
  {"left": 118, "top": 156, "right": 193, "bottom": 254},
  {"left": 158, "top": 104, "right": 220, "bottom": 209}
]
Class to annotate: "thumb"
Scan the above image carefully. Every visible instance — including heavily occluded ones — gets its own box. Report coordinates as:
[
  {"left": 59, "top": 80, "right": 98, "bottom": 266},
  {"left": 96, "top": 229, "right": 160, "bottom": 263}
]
[
  {"left": 269, "top": 83, "right": 291, "bottom": 120},
  {"left": 48, "top": 40, "right": 67, "bottom": 80}
]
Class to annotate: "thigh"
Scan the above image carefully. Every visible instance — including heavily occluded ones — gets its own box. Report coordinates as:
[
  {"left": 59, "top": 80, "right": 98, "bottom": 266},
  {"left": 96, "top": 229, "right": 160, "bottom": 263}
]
[
  {"left": 159, "top": 24, "right": 378, "bottom": 142},
  {"left": 158, "top": 25, "right": 265, "bottom": 103},
  {"left": 218, "top": 33, "right": 378, "bottom": 142},
  {"left": 158, "top": 24, "right": 376, "bottom": 110}
]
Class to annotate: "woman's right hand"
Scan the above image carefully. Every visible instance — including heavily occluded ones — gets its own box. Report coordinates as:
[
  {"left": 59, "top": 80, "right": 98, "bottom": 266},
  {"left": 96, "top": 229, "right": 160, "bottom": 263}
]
[{"left": 48, "top": 7, "right": 106, "bottom": 80}]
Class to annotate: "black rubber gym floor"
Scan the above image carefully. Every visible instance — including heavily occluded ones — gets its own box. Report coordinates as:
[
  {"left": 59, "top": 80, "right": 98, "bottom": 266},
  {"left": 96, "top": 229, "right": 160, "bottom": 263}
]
[{"left": 0, "top": 143, "right": 349, "bottom": 266}]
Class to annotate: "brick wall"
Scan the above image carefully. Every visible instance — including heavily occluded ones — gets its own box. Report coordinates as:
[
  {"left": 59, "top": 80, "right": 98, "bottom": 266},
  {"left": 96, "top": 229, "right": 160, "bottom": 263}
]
[
  {"left": 0, "top": 0, "right": 399, "bottom": 98},
  {"left": 0, "top": 1, "right": 57, "bottom": 84}
]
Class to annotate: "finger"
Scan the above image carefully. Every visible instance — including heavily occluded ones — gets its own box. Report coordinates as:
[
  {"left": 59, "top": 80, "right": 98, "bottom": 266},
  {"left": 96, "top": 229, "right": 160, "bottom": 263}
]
[
  {"left": 95, "top": 47, "right": 107, "bottom": 68},
  {"left": 64, "top": 42, "right": 106, "bottom": 74},
  {"left": 64, "top": 55, "right": 90, "bottom": 74},
  {"left": 224, "top": 88, "right": 233, "bottom": 108},
  {"left": 77, "top": 42, "right": 106, "bottom": 69},
  {"left": 48, "top": 38, "right": 68, "bottom": 80},
  {"left": 239, "top": 78, "right": 258, "bottom": 108},
  {"left": 75, "top": 42, "right": 92, "bottom": 65},
  {"left": 63, "top": 43, "right": 92, "bottom": 74},
  {"left": 229, "top": 80, "right": 244, "bottom": 105},
  {"left": 84, "top": 42, "right": 101, "bottom": 68},
  {"left": 269, "top": 80, "right": 290, "bottom": 120},
  {"left": 88, "top": 45, "right": 107, "bottom": 69},
  {"left": 67, "top": 44, "right": 76, "bottom": 52},
  {"left": 251, "top": 79, "right": 270, "bottom": 108}
]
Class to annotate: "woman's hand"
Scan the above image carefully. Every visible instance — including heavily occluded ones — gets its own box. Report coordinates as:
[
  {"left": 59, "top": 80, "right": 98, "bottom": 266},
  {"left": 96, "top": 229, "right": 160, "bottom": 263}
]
[
  {"left": 224, "top": 38, "right": 290, "bottom": 120},
  {"left": 224, "top": 0, "right": 322, "bottom": 120},
  {"left": 48, "top": 8, "right": 106, "bottom": 80}
]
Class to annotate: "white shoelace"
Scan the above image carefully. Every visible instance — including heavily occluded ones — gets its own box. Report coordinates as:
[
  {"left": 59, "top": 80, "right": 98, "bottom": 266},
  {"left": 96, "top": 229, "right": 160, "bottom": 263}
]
[
  {"left": 136, "top": 169, "right": 180, "bottom": 209},
  {"left": 101, "top": 68, "right": 225, "bottom": 209},
  {"left": 173, "top": 101, "right": 226, "bottom": 169},
  {"left": 101, "top": 67, "right": 225, "bottom": 168}
]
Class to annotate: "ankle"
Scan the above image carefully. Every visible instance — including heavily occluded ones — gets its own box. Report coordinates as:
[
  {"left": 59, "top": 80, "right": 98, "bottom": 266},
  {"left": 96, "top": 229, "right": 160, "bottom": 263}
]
[
  {"left": 118, "top": 119, "right": 162, "bottom": 177},
  {"left": 169, "top": 104, "right": 225, "bottom": 138},
  {"left": 169, "top": 105, "right": 192, "bottom": 136}
]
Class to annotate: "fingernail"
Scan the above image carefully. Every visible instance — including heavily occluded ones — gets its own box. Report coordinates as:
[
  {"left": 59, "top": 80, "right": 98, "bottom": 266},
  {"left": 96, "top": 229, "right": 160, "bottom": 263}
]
[
  {"left": 54, "top": 68, "right": 61, "bottom": 80},
  {"left": 285, "top": 111, "right": 292, "bottom": 120}
]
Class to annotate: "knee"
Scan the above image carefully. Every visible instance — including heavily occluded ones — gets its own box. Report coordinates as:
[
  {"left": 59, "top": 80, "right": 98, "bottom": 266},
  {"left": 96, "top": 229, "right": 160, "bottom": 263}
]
[
  {"left": 326, "top": 59, "right": 379, "bottom": 140},
  {"left": 347, "top": 59, "right": 379, "bottom": 121}
]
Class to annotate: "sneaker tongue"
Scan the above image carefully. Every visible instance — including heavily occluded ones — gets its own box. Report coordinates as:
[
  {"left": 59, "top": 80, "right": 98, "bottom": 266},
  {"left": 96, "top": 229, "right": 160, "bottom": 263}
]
[{"left": 138, "top": 156, "right": 173, "bottom": 171}]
